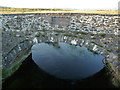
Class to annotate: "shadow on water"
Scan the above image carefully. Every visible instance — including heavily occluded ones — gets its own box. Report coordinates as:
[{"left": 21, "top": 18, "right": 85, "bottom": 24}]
[{"left": 3, "top": 54, "right": 115, "bottom": 88}]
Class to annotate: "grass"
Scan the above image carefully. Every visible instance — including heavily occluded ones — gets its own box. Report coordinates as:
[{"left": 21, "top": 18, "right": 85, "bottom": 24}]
[{"left": 0, "top": 8, "right": 119, "bottom": 14}]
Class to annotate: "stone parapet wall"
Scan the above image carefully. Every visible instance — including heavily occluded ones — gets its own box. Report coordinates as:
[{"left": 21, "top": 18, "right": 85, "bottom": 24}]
[{"left": 1, "top": 13, "right": 119, "bottom": 35}]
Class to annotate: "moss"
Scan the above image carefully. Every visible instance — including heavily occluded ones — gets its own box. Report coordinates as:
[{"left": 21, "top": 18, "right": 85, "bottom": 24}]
[
  {"left": 3, "top": 45, "right": 31, "bottom": 81},
  {"left": 90, "top": 41, "right": 103, "bottom": 47},
  {"left": 6, "top": 43, "right": 10, "bottom": 46},
  {"left": 2, "top": 61, "right": 22, "bottom": 80},
  {"left": 103, "top": 42, "right": 107, "bottom": 44},
  {"left": 106, "top": 63, "right": 113, "bottom": 71},
  {"left": 110, "top": 36, "right": 114, "bottom": 38},
  {"left": 0, "top": 69, "right": 2, "bottom": 84},
  {"left": 107, "top": 49, "right": 112, "bottom": 52},
  {"left": 55, "top": 33, "right": 59, "bottom": 36},
  {"left": 112, "top": 69, "right": 120, "bottom": 87},
  {"left": 35, "top": 34, "right": 40, "bottom": 37},
  {"left": 64, "top": 34, "right": 83, "bottom": 39},
  {"left": 91, "top": 37, "right": 96, "bottom": 39},
  {"left": 64, "top": 34, "right": 74, "bottom": 37},
  {"left": 78, "top": 37, "right": 83, "bottom": 39},
  {"left": 113, "top": 79, "right": 120, "bottom": 87},
  {"left": 106, "top": 62, "right": 120, "bottom": 87},
  {"left": 118, "top": 35, "right": 120, "bottom": 37},
  {"left": 5, "top": 24, "right": 10, "bottom": 29},
  {"left": 89, "top": 49, "right": 98, "bottom": 54},
  {"left": 91, "top": 33, "right": 95, "bottom": 36},
  {"left": 42, "top": 34, "right": 45, "bottom": 37},
  {"left": 54, "top": 30, "right": 65, "bottom": 33},
  {"left": 42, "top": 29, "right": 45, "bottom": 32},
  {"left": 98, "top": 33, "right": 106, "bottom": 38},
  {"left": 2, "top": 28, "right": 6, "bottom": 31},
  {"left": 79, "top": 32, "right": 88, "bottom": 35}
]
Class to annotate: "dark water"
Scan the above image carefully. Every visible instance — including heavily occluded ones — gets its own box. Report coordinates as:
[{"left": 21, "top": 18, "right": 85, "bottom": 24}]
[{"left": 3, "top": 42, "right": 115, "bottom": 88}]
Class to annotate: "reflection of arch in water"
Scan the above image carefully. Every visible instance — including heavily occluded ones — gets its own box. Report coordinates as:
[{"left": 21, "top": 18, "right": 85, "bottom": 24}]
[{"left": 34, "top": 34, "right": 108, "bottom": 58}]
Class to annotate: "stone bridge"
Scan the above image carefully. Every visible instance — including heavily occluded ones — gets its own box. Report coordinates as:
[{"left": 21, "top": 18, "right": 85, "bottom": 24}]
[
  {"left": 2, "top": 30, "right": 120, "bottom": 86},
  {"left": 1, "top": 13, "right": 120, "bottom": 87}
]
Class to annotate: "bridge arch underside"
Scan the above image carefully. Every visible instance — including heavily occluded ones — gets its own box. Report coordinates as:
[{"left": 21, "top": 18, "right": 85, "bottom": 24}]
[{"left": 2, "top": 31, "right": 120, "bottom": 86}]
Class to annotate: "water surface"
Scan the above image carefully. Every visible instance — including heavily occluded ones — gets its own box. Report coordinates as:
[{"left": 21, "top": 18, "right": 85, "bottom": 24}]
[{"left": 32, "top": 42, "right": 104, "bottom": 80}]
